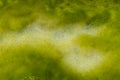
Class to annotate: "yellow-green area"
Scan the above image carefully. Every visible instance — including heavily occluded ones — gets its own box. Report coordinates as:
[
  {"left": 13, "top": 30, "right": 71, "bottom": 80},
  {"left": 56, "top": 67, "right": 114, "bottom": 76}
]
[
  {"left": 0, "top": 0, "right": 119, "bottom": 32},
  {"left": 0, "top": 0, "right": 120, "bottom": 80}
]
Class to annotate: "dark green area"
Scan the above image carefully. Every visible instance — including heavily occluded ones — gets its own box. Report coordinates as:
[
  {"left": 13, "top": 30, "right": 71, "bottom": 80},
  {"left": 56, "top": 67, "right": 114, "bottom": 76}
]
[
  {"left": 0, "top": 0, "right": 119, "bottom": 32},
  {"left": 0, "top": 43, "right": 120, "bottom": 80},
  {"left": 0, "top": 44, "right": 83, "bottom": 80}
]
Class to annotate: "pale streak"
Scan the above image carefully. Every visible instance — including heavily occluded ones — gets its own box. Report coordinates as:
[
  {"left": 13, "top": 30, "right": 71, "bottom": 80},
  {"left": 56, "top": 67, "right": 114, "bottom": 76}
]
[{"left": 0, "top": 23, "right": 106, "bottom": 73}]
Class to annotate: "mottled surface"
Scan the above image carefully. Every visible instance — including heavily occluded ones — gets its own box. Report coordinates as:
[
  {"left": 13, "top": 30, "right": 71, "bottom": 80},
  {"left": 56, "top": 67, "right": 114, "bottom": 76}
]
[{"left": 0, "top": 0, "right": 120, "bottom": 80}]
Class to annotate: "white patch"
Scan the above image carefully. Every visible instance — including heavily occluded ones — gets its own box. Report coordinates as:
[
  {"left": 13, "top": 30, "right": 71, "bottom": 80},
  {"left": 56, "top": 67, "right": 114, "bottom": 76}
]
[
  {"left": 0, "top": 23, "right": 105, "bottom": 73},
  {"left": 63, "top": 47, "right": 105, "bottom": 72}
]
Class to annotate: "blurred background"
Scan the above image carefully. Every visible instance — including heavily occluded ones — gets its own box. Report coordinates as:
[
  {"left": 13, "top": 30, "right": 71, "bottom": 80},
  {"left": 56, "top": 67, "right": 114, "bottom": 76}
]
[{"left": 0, "top": 0, "right": 120, "bottom": 80}]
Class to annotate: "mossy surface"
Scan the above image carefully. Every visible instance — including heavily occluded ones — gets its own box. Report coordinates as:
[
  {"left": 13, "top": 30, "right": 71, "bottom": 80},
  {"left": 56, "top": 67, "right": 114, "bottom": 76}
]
[
  {"left": 0, "top": 0, "right": 119, "bottom": 32},
  {"left": 0, "top": 0, "right": 120, "bottom": 80}
]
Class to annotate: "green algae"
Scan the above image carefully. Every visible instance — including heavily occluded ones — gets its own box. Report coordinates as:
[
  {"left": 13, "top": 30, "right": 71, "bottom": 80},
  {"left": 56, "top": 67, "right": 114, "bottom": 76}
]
[
  {"left": 0, "top": 0, "right": 120, "bottom": 80},
  {"left": 0, "top": 0, "right": 118, "bottom": 32}
]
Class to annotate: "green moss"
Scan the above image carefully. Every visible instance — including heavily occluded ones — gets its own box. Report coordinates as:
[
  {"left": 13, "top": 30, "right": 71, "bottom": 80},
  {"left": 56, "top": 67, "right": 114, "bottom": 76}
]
[
  {"left": 0, "top": 42, "right": 81, "bottom": 80},
  {"left": 0, "top": 0, "right": 120, "bottom": 80},
  {"left": 0, "top": 0, "right": 119, "bottom": 32}
]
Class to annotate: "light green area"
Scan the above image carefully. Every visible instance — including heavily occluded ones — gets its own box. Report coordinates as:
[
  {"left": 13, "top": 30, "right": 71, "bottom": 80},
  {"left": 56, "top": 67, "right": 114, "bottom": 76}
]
[{"left": 0, "top": 0, "right": 120, "bottom": 80}]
